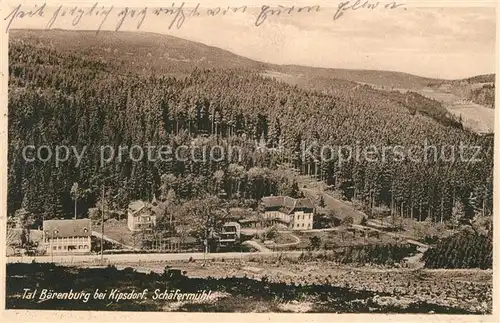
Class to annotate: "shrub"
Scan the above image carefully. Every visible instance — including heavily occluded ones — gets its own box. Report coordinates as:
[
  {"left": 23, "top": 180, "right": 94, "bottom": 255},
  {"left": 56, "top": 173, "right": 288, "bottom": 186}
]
[{"left": 423, "top": 229, "right": 492, "bottom": 269}]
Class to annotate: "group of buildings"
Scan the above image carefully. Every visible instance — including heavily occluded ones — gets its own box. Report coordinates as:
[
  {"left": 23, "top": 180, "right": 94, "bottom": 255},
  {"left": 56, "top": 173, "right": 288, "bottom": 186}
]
[
  {"left": 261, "top": 196, "right": 314, "bottom": 230},
  {"left": 40, "top": 195, "right": 315, "bottom": 255}
]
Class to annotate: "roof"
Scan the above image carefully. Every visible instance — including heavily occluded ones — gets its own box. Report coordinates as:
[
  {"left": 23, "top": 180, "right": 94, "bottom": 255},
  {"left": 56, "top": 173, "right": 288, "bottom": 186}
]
[
  {"left": 261, "top": 196, "right": 314, "bottom": 214},
  {"left": 128, "top": 200, "right": 145, "bottom": 213},
  {"left": 239, "top": 216, "right": 260, "bottom": 223},
  {"left": 223, "top": 222, "right": 241, "bottom": 228},
  {"left": 129, "top": 200, "right": 166, "bottom": 219},
  {"left": 261, "top": 196, "right": 284, "bottom": 208},
  {"left": 43, "top": 219, "right": 92, "bottom": 238},
  {"left": 295, "top": 198, "right": 314, "bottom": 209}
]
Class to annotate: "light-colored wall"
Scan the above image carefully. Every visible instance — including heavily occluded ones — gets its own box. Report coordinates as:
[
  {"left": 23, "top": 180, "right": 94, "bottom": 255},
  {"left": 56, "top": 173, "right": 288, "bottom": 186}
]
[
  {"left": 291, "top": 211, "right": 313, "bottom": 230},
  {"left": 45, "top": 236, "right": 91, "bottom": 254},
  {"left": 264, "top": 211, "right": 291, "bottom": 223},
  {"left": 264, "top": 210, "right": 313, "bottom": 230},
  {"left": 127, "top": 212, "right": 135, "bottom": 231},
  {"left": 127, "top": 211, "right": 157, "bottom": 232}
]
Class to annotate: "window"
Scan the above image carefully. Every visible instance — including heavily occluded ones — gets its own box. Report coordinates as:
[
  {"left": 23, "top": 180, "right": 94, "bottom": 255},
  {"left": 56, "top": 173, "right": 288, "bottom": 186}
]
[
  {"left": 63, "top": 245, "right": 67, "bottom": 250},
  {"left": 84, "top": 245, "right": 89, "bottom": 249},
  {"left": 53, "top": 246, "right": 57, "bottom": 250}
]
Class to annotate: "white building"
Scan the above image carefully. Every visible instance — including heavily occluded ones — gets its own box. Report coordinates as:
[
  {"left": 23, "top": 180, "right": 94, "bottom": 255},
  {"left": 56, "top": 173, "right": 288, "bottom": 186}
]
[
  {"left": 261, "top": 196, "right": 314, "bottom": 230},
  {"left": 127, "top": 200, "right": 157, "bottom": 232},
  {"left": 43, "top": 219, "right": 91, "bottom": 254}
]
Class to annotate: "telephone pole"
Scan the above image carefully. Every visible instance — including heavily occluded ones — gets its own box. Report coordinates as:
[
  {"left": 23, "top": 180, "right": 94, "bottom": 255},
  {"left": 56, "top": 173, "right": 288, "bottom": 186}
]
[{"left": 101, "top": 185, "right": 105, "bottom": 261}]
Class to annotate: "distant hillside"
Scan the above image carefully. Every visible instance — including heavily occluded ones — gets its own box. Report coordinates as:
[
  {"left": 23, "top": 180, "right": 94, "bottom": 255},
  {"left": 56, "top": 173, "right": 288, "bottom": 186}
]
[
  {"left": 11, "top": 29, "right": 267, "bottom": 76},
  {"left": 261, "top": 70, "right": 459, "bottom": 128},
  {"left": 8, "top": 29, "right": 493, "bottom": 229},
  {"left": 430, "top": 74, "right": 496, "bottom": 109},
  {"left": 9, "top": 29, "right": 474, "bottom": 127},
  {"left": 462, "top": 74, "right": 495, "bottom": 84},
  {"left": 276, "top": 65, "right": 440, "bottom": 90},
  {"left": 455, "top": 74, "right": 495, "bottom": 109}
]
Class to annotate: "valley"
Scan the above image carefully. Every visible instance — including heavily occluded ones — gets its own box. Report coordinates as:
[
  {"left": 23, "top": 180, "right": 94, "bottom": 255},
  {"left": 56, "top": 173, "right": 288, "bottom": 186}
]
[{"left": 6, "top": 29, "right": 494, "bottom": 314}]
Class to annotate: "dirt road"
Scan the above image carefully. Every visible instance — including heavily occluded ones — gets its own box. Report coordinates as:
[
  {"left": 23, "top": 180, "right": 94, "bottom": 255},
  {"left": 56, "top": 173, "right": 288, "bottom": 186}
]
[
  {"left": 242, "top": 240, "right": 271, "bottom": 252},
  {"left": 6, "top": 250, "right": 305, "bottom": 264}
]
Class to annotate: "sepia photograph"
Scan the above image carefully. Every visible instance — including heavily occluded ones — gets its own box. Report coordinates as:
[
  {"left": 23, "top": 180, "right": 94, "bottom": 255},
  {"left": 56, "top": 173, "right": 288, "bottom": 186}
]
[{"left": 2, "top": 1, "right": 496, "bottom": 315}]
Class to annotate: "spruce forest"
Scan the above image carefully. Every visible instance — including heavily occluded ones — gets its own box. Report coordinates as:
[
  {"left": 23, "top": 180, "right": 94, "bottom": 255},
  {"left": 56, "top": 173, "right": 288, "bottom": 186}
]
[{"left": 8, "top": 30, "right": 494, "bottom": 228}]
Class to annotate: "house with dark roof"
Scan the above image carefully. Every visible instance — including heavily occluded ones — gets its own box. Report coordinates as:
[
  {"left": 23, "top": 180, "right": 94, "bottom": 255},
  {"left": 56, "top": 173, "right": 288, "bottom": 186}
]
[
  {"left": 42, "top": 219, "right": 91, "bottom": 254},
  {"left": 261, "top": 196, "right": 314, "bottom": 230}
]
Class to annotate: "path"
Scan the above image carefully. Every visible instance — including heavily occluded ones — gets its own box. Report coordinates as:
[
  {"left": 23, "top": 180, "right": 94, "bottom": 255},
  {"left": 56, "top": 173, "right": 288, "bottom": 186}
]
[
  {"left": 352, "top": 224, "right": 429, "bottom": 249},
  {"left": 273, "top": 233, "right": 301, "bottom": 248},
  {"left": 91, "top": 231, "right": 136, "bottom": 250},
  {"left": 242, "top": 240, "right": 271, "bottom": 252}
]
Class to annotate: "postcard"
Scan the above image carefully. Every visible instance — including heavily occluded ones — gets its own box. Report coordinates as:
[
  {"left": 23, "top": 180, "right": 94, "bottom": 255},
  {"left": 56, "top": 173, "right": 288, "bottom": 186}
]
[{"left": 0, "top": 0, "right": 497, "bottom": 321}]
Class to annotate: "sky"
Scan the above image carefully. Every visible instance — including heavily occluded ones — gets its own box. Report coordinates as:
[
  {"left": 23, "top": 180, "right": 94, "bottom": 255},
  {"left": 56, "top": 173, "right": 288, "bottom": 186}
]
[{"left": 5, "top": 2, "right": 497, "bottom": 79}]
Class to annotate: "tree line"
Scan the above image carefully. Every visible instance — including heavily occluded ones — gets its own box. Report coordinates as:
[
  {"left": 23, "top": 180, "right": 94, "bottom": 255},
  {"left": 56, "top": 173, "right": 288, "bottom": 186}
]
[{"left": 8, "top": 39, "right": 493, "bottom": 227}]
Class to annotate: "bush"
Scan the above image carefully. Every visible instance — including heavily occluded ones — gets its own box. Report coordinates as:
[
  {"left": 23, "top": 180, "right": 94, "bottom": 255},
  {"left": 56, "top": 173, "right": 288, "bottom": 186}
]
[
  {"left": 423, "top": 229, "right": 492, "bottom": 269},
  {"left": 309, "top": 236, "right": 322, "bottom": 250}
]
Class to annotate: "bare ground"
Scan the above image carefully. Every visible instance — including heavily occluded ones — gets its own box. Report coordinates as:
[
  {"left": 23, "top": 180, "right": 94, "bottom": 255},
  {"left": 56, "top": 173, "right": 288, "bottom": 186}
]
[{"left": 105, "top": 258, "right": 492, "bottom": 313}]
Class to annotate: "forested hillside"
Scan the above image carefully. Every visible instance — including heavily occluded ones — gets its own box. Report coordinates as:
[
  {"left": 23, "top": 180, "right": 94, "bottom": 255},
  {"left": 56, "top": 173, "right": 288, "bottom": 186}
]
[
  {"left": 12, "top": 29, "right": 463, "bottom": 127},
  {"left": 8, "top": 30, "right": 493, "bottom": 227},
  {"left": 423, "top": 228, "right": 493, "bottom": 269},
  {"left": 433, "top": 74, "right": 495, "bottom": 109}
]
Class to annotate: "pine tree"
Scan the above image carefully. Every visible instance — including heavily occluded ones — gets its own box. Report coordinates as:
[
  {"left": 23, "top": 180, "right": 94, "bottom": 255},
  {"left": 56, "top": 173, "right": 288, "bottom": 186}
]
[{"left": 450, "top": 200, "right": 465, "bottom": 232}]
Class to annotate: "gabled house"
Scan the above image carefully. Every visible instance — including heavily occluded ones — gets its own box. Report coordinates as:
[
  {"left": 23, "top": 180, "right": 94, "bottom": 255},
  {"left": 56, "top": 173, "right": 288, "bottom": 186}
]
[
  {"left": 261, "top": 196, "right": 314, "bottom": 230},
  {"left": 219, "top": 222, "right": 241, "bottom": 247},
  {"left": 127, "top": 200, "right": 157, "bottom": 232},
  {"left": 43, "top": 219, "right": 92, "bottom": 254}
]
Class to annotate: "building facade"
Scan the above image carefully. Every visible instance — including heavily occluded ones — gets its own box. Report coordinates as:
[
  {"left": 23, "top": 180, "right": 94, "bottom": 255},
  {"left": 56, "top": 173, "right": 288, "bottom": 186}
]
[
  {"left": 219, "top": 222, "right": 241, "bottom": 247},
  {"left": 127, "top": 200, "right": 157, "bottom": 232},
  {"left": 42, "top": 219, "right": 91, "bottom": 254},
  {"left": 261, "top": 196, "right": 314, "bottom": 230}
]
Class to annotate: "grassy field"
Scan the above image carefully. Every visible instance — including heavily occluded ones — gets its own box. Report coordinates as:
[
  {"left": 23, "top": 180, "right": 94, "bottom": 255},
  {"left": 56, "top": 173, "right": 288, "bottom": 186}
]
[{"left": 100, "top": 219, "right": 136, "bottom": 248}]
